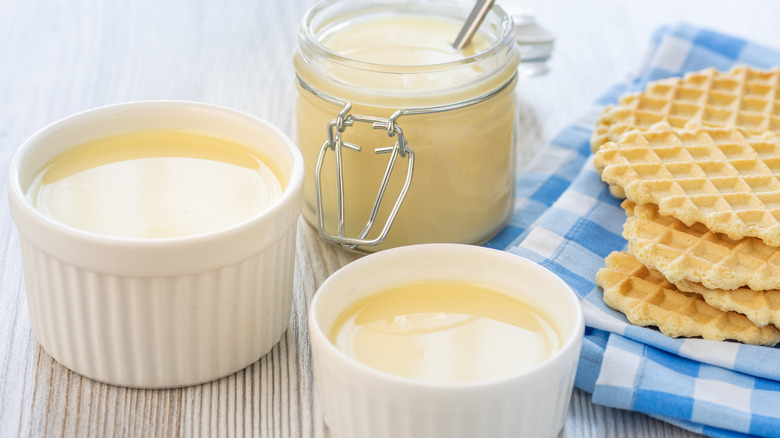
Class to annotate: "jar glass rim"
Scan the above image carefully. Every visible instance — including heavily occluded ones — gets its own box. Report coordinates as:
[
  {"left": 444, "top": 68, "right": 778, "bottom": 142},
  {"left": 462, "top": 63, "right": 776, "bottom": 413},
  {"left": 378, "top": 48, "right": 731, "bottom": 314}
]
[{"left": 298, "top": 0, "right": 517, "bottom": 74}]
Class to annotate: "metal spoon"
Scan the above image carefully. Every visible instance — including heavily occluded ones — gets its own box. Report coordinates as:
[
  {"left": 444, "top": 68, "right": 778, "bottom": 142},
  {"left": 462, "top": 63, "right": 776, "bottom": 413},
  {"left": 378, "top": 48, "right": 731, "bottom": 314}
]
[{"left": 452, "top": 0, "right": 496, "bottom": 49}]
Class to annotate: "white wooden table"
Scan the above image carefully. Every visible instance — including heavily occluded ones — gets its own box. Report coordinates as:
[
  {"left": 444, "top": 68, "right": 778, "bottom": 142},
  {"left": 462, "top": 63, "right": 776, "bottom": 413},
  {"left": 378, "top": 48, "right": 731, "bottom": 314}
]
[{"left": 2, "top": 1, "right": 779, "bottom": 436}]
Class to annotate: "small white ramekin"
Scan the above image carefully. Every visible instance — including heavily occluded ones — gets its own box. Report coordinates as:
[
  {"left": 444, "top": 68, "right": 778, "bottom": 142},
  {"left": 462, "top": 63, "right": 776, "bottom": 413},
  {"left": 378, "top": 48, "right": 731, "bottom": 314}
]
[
  {"left": 8, "top": 101, "right": 304, "bottom": 388},
  {"left": 309, "top": 244, "right": 584, "bottom": 438}
]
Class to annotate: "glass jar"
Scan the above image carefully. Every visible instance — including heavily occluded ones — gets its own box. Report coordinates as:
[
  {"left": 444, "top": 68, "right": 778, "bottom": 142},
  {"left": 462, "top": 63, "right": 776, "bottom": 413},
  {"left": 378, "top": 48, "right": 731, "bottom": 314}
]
[{"left": 293, "top": 0, "right": 520, "bottom": 252}]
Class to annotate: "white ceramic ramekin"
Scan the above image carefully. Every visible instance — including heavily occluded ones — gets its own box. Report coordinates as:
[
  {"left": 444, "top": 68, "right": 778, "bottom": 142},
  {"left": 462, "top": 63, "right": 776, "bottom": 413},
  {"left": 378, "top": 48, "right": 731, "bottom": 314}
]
[
  {"left": 309, "top": 244, "right": 584, "bottom": 438},
  {"left": 8, "top": 101, "right": 304, "bottom": 388}
]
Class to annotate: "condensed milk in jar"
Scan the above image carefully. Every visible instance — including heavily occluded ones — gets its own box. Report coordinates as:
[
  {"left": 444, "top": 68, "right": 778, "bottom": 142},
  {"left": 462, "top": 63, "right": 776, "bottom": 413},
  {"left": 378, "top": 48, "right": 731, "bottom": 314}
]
[{"left": 294, "top": 0, "right": 520, "bottom": 251}]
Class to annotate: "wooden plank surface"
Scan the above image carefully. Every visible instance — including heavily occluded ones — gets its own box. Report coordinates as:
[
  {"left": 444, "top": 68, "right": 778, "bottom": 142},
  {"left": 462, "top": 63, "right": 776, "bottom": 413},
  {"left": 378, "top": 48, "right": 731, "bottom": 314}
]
[{"left": 2, "top": 0, "right": 779, "bottom": 436}]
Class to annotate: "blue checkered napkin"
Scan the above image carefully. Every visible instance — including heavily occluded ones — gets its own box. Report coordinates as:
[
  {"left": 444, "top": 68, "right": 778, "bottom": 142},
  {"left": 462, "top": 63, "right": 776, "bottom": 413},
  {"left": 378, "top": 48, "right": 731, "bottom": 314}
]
[
  {"left": 486, "top": 23, "right": 780, "bottom": 437},
  {"left": 594, "top": 336, "right": 780, "bottom": 438}
]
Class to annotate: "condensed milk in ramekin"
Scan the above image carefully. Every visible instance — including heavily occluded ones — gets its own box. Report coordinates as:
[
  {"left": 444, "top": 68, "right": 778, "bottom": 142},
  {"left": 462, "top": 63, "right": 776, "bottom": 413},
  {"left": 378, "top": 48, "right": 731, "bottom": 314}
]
[
  {"left": 294, "top": 0, "right": 520, "bottom": 251},
  {"left": 309, "top": 244, "right": 585, "bottom": 438},
  {"left": 7, "top": 101, "right": 304, "bottom": 388}
]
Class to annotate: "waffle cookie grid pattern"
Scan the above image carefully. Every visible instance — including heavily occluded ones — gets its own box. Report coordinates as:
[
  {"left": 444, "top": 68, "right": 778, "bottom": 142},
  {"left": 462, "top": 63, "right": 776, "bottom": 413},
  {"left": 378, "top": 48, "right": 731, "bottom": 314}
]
[
  {"left": 596, "top": 251, "right": 780, "bottom": 346},
  {"left": 594, "top": 121, "right": 780, "bottom": 246},
  {"left": 674, "top": 279, "right": 780, "bottom": 329},
  {"left": 623, "top": 201, "right": 780, "bottom": 291},
  {"left": 591, "top": 66, "right": 780, "bottom": 152}
]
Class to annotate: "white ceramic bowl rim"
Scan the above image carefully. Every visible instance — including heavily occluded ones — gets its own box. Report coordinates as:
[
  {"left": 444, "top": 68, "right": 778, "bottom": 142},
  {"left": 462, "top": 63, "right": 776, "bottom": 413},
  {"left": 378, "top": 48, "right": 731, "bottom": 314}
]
[
  {"left": 7, "top": 100, "right": 305, "bottom": 249},
  {"left": 310, "top": 243, "right": 585, "bottom": 390}
]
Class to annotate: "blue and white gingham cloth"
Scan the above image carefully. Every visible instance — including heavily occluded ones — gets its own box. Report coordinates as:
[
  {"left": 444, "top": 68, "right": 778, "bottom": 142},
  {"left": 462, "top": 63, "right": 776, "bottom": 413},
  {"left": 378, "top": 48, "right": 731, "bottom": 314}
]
[{"left": 486, "top": 23, "right": 780, "bottom": 438}]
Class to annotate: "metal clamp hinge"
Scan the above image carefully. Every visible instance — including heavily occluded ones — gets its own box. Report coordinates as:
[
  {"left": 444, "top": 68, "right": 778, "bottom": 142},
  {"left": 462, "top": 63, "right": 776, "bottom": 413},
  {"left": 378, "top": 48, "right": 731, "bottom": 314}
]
[{"left": 314, "top": 108, "right": 414, "bottom": 250}]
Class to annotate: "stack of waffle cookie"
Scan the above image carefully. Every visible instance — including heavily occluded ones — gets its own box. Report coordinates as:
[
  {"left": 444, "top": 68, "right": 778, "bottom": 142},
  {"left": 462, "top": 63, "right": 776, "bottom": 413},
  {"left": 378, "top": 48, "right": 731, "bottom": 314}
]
[{"left": 592, "top": 65, "right": 780, "bottom": 346}]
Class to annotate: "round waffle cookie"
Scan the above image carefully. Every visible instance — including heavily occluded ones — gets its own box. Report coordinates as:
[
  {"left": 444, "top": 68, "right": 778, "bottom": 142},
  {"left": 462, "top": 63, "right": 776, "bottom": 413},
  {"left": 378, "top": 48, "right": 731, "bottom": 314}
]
[
  {"left": 622, "top": 201, "right": 780, "bottom": 291},
  {"left": 594, "top": 121, "right": 780, "bottom": 247},
  {"left": 596, "top": 251, "right": 780, "bottom": 346},
  {"left": 591, "top": 65, "right": 780, "bottom": 152}
]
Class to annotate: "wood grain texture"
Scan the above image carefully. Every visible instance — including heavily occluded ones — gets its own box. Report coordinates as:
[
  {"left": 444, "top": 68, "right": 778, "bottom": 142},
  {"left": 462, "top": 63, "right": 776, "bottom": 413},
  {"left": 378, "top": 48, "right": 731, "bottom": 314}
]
[{"left": 3, "top": 0, "right": 780, "bottom": 436}]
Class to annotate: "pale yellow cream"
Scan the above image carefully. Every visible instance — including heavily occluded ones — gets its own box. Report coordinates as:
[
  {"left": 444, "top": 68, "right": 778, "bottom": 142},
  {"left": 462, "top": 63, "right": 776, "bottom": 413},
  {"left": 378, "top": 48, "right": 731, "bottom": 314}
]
[
  {"left": 27, "top": 130, "right": 282, "bottom": 239},
  {"left": 330, "top": 281, "right": 560, "bottom": 383},
  {"left": 321, "top": 15, "right": 490, "bottom": 65},
  {"left": 295, "top": 10, "right": 518, "bottom": 251}
]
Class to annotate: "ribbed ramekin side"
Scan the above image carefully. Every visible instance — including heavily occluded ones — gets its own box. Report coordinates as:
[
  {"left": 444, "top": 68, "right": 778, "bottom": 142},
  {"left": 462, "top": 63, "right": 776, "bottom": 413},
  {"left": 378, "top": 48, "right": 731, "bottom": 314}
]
[
  {"left": 316, "top": 366, "right": 504, "bottom": 438},
  {"left": 313, "top": 346, "right": 579, "bottom": 438},
  {"left": 18, "top": 226, "right": 297, "bottom": 388}
]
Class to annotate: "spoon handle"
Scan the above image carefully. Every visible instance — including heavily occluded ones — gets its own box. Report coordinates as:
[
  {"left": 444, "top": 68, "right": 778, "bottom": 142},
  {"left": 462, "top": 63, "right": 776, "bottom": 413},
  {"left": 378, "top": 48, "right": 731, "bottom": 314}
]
[{"left": 452, "top": 0, "right": 496, "bottom": 50}]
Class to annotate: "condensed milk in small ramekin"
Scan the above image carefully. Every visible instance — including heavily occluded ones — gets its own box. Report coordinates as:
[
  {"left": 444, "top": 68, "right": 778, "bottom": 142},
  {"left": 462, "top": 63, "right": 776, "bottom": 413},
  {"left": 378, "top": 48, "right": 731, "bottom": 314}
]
[
  {"left": 309, "top": 244, "right": 585, "bottom": 438},
  {"left": 7, "top": 101, "right": 304, "bottom": 388}
]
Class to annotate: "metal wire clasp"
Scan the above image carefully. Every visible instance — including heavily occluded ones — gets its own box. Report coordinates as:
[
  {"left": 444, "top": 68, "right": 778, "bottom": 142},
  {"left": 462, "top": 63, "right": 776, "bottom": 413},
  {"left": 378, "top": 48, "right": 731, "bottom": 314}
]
[
  {"left": 298, "top": 70, "right": 516, "bottom": 250},
  {"left": 314, "top": 107, "right": 414, "bottom": 250}
]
